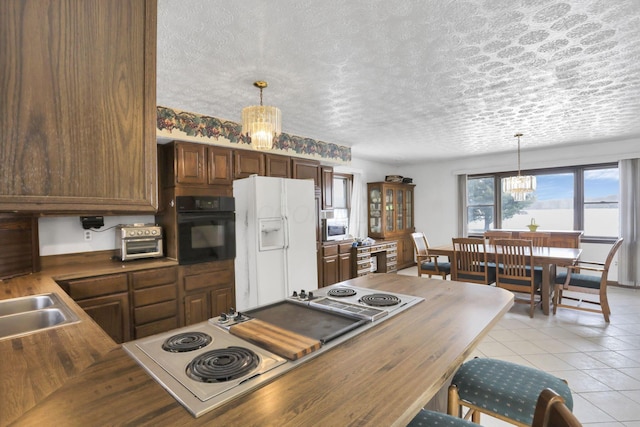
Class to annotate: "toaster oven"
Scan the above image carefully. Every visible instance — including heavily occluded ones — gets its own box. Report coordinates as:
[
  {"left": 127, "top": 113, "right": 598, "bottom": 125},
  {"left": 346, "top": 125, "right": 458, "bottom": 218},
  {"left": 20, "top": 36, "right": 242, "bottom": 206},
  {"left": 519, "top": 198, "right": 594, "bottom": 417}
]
[{"left": 115, "top": 224, "right": 164, "bottom": 261}]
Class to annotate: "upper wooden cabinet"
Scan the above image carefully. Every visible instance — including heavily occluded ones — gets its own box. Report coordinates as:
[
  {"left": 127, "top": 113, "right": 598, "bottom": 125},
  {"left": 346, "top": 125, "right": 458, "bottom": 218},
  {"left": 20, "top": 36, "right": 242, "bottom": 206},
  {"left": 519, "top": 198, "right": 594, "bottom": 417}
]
[
  {"left": 0, "top": 0, "right": 158, "bottom": 213},
  {"left": 161, "top": 141, "right": 233, "bottom": 190},
  {"left": 291, "top": 158, "right": 321, "bottom": 187},
  {"left": 367, "top": 182, "right": 415, "bottom": 238},
  {"left": 265, "top": 154, "right": 291, "bottom": 178},
  {"left": 233, "top": 150, "right": 265, "bottom": 179}
]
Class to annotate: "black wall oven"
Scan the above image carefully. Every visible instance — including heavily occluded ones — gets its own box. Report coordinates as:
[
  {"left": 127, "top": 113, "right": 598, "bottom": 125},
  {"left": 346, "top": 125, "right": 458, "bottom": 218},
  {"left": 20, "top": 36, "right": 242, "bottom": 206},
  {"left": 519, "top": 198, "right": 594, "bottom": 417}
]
[{"left": 176, "top": 196, "right": 235, "bottom": 265}]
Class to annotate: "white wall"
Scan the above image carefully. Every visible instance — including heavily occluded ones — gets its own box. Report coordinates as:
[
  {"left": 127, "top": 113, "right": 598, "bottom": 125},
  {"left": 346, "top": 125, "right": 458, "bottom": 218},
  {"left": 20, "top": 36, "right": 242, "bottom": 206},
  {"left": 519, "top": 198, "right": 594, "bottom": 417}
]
[{"left": 39, "top": 215, "right": 155, "bottom": 256}]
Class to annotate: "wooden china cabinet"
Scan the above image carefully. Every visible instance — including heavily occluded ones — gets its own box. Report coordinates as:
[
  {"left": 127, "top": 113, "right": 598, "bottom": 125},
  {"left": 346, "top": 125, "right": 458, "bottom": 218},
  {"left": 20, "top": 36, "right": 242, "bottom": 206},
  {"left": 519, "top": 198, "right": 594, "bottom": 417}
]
[{"left": 367, "top": 182, "right": 416, "bottom": 269}]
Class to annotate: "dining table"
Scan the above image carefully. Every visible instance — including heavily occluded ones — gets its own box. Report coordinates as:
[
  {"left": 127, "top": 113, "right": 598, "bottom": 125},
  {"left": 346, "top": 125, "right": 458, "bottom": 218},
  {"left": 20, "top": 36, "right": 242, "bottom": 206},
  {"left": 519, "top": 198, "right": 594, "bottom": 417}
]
[{"left": 428, "top": 243, "right": 582, "bottom": 315}]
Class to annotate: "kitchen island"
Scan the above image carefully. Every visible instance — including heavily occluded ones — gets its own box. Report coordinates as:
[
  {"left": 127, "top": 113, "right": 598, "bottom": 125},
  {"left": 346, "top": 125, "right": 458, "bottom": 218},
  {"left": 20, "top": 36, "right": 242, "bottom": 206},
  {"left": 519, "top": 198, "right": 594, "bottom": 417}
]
[{"left": 3, "top": 272, "right": 513, "bottom": 426}]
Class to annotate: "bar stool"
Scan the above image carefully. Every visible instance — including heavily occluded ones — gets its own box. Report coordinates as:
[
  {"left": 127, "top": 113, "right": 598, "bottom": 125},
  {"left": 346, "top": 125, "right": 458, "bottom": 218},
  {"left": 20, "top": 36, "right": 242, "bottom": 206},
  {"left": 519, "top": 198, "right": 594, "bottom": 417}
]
[{"left": 448, "top": 358, "right": 573, "bottom": 426}]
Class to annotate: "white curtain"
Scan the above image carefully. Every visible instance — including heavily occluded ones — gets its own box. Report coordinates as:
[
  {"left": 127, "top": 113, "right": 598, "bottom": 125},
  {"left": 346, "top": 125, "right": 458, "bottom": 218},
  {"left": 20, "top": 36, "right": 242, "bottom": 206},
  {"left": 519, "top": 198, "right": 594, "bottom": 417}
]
[
  {"left": 349, "top": 172, "right": 367, "bottom": 239},
  {"left": 618, "top": 159, "right": 640, "bottom": 287},
  {"left": 458, "top": 174, "right": 468, "bottom": 237}
]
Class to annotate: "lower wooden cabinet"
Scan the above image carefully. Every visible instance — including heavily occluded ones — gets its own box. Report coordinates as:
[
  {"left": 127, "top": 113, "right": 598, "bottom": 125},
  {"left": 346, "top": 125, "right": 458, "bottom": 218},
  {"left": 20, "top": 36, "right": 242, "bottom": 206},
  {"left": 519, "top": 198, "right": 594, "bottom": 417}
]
[
  {"left": 60, "top": 266, "right": 179, "bottom": 343},
  {"left": 77, "top": 292, "right": 130, "bottom": 344},
  {"left": 321, "top": 242, "right": 353, "bottom": 287},
  {"left": 396, "top": 235, "right": 416, "bottom": 270},
  {"left": 180, "top": 260, "right": 235, "bottom": 326}
]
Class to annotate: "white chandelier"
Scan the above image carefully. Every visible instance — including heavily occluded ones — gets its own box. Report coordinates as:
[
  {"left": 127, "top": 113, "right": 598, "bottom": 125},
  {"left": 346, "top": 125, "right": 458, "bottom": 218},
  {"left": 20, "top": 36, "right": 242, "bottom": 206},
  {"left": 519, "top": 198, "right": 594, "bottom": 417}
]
[
  {"left": 502, "top": 133, "right": 536, "bottom": 201},
  {"left": 242, "top": 81, "right": 281, "bottom": 150}
]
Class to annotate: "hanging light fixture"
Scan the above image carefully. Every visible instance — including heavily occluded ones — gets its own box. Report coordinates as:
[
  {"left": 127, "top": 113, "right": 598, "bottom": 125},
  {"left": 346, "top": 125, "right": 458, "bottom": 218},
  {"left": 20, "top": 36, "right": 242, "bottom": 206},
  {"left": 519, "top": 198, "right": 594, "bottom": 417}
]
[
  {"left": 242, "top": 81, "right": 281, "bottom": 150},
  {"left": 502, "top": 133, "right": 536, "bottom": 201}
]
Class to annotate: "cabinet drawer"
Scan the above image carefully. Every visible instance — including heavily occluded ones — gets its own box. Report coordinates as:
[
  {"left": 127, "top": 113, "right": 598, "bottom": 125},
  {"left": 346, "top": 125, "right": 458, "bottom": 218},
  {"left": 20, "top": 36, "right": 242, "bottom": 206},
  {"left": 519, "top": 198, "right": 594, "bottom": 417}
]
[
  {"left": 66, "top": 274, "right": 128, "bottom": 300},
  {"left": 133, "top": 284, "right": 177, "bottom": 307},
  {"left": 135, "top": 317, "right": 179, "bottom": 339},
  {"left": 134, "top": 300, "right": 177, "bottom": 325},
  {"left": 338, "top": 243, "right": 353, "bottom": 253},
  {"left": 322, "top": 244, "right": 338, "bottom": 256},
  {"left": 131, "top": 267, "right": 178, "bottom": 289},
  {"left": 184, "top": 269, "right": 233, "bottom": 292}
]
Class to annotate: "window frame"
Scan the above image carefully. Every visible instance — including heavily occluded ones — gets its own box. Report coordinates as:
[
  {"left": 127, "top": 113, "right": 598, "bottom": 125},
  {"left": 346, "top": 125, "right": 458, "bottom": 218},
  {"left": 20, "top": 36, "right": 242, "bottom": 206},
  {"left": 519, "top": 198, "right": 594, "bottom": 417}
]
[{"left": 466, "top": 162, "right": 619, "bottom": 244}]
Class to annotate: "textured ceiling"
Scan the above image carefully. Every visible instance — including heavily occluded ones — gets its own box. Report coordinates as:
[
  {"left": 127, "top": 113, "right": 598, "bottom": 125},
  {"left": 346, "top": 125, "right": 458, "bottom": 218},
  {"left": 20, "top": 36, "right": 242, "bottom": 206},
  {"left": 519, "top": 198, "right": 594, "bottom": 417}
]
[{"left": 157, "top": 0, "right": 640, "bottom": 164}]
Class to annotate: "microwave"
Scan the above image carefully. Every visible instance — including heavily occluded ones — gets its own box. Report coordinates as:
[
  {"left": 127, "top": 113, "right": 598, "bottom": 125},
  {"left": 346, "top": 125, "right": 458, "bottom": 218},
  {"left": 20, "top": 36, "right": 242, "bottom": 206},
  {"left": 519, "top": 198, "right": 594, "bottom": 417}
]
[{"left": 322, "top": 218, "right": 349, "bottom": 241}]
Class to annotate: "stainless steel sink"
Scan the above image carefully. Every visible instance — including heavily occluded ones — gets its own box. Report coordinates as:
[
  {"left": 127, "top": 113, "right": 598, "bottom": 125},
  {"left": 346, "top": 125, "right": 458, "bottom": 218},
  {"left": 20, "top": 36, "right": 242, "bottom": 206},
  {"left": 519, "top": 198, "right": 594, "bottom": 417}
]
[
  {"left": 0, "top": 294, "right": 55, "bottom": 316},
  {"left": 0, "top": 293, "right": 80, "bottom": 340}
]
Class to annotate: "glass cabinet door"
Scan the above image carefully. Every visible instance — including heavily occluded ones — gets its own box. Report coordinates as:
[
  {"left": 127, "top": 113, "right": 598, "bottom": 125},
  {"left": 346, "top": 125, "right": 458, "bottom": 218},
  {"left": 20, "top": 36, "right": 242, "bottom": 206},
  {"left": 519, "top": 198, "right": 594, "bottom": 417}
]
[
  {"left": 396, "top": 189, "right": 404, "bottom": 231},
  {"left": 385, "top": 189, "right": 394, "bottom": 232},
  {"left": 369, "top": 187, "right": 382, "bottom": 234},
  {"left": 406, "top": 189, "right": 413, "bottom": 229}
]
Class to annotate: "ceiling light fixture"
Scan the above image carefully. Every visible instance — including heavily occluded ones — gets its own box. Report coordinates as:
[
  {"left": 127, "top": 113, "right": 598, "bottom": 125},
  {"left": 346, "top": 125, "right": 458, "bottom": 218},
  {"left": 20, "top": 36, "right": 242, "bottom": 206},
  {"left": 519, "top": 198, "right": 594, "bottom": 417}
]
[
  {"left": 242, "top": 81, "right": 281, "bottom": 150},
  {"left": 502, "top": 133, "right": 536, "bottom": 201}
]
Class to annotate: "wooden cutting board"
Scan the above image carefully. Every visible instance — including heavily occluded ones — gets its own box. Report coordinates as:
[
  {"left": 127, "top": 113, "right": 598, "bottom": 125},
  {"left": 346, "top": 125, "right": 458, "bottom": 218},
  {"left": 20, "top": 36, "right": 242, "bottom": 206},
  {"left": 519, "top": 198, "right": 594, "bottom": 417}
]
[{"left": 229, "top": 319, "right": 321, "bottom": 360}]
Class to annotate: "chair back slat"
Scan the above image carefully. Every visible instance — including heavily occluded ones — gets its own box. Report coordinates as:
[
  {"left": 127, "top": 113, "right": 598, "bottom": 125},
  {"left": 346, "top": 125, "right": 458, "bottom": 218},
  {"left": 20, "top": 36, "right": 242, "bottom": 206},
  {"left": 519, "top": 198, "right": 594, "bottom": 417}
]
[
  {"left": 520, "top": 231, "right": 551, "bottom": 247},
  {"left": 484, "top": 230, "right": 513, "bottom": 245}
]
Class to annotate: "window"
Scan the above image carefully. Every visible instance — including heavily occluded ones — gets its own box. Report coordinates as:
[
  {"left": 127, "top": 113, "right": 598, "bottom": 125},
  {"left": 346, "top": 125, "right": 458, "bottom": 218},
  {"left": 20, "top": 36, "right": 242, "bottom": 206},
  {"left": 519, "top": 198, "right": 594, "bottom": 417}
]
[
  {"left": 465, "top": 163, "right": 619, "bottom": 242},
  {"left": 332, "top": 174, "right": 352, "bottom": 220}
]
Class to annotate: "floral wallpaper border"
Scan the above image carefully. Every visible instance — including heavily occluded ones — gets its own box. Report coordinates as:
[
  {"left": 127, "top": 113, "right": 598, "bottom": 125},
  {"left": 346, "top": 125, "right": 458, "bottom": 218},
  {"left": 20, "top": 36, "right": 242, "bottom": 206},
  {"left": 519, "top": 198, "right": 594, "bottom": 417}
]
[{"left": 157, "top": 106, "right": 351, "bottom": 163}]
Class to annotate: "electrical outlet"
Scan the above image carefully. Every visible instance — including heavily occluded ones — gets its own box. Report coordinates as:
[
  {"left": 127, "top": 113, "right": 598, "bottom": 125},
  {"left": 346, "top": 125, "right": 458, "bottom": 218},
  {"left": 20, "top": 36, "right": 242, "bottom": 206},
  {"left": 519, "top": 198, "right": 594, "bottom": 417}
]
[{"left": 84, "top": 230, "right": 92, "bottom": 241}]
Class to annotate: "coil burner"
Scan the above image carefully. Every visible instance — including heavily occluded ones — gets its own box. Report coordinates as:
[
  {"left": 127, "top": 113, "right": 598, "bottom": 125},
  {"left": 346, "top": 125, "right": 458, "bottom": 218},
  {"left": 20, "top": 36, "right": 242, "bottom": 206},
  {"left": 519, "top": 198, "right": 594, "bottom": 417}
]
[
  {"left": 358, "top": 293, "right": 401, "bottom": 307},
  {"left": 186, "top": 347, "right": 260, "bottom": 383},
  {"left": 162, "top": 332, "right": 212, "bottom": 353},
  {"left": 327, "top": 288, "right": 357, "bottom": 298}
]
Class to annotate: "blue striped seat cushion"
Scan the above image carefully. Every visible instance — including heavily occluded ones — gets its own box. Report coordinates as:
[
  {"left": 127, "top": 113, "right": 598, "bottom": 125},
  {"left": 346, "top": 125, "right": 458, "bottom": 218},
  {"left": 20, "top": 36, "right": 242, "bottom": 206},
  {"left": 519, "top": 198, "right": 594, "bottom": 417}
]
[{"left": 451, "top": 358, "right": 573, "bottom": 426}]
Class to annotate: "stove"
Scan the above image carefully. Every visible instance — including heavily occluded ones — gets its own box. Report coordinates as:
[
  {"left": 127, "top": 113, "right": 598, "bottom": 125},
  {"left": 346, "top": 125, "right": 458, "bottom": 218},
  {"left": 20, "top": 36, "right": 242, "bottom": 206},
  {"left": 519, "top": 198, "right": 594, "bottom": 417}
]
[
  {"left": 122, "top": 322, "right": 286, "bottom": 417},
  {"left": 287, "top": 284, "right": 421, "bottom": 321},
  {"left": 123, "top": 283, "right": 423, "bottom": 418}
]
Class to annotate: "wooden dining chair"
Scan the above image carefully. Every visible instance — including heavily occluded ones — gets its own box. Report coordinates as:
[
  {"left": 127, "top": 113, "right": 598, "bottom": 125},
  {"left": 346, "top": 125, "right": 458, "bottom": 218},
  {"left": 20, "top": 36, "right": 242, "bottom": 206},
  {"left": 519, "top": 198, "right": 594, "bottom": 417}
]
[
  {"left": 409, "top": 387, "right": 580, "bottom": 427},
  {"left": 494, "top": 238, "right": 542, "bottom": 318},
  {"left": 520, "top": 231, "right": 551, "bottom": 247},
  {"left": 447, "top": 358, "right": 573, "bottom": 427},
  {"left": 411, "top": 232, "right": 451, "bottom": 279},
  {"left": 483, "top": 230, "right": 512, "bottom": 245},
  {"left": 553, "top": 237, "right": 623, "bottom": 322},
  {"left": 532, "top": 388, "right": 583, "bottom": 427},
  {"left": 451, "top": 238, "right": 496, "bottom": 284}
]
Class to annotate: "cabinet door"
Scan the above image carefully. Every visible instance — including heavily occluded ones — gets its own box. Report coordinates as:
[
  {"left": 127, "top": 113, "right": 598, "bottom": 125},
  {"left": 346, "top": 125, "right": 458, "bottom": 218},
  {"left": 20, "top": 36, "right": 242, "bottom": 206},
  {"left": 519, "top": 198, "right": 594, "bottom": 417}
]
[
  {"left": 176, "top": 143, "right": 207, "bottom": 184},
  {"left": 234, "top": 150, "right": 265, "bottom": 178},
  {"left": 78, "top": 293, "right": 130, "bottom": 344},
  {"left": 368, "top": 185, "right": 383, "bottom": 237},
  {"left": 184, "top": 292, "right": 209, "bottom": 326},
  {"left": 291, "top": 158, "right": 320, "bottom": 187},
  {"left": 338, "top": 253, "right": 352, "bottom": 282},
  {"left": 322, "top": 255, "right": 339, "bottom": 287},
  {"left": 0, "top": 0, "right": 157, "bottom": 213},
  {"left": 208, "top": 146, "right": 233, "bottom": 184},
  {"left": 210, "top": 284, "right": 234, "bottom": 317},
  {"left": 265, "top": 154, "right": 291, "bottom": 178},
  {"left": 321, "top": 166, "right": 333, "bottom": 210}
]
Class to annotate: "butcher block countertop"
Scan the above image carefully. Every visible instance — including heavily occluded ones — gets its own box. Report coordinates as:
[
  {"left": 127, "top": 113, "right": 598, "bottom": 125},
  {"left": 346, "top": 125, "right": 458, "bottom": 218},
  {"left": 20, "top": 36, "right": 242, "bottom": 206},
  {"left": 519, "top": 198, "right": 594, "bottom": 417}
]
[{"left": 2, "top": 272, "right": 513, "bottom": 427}]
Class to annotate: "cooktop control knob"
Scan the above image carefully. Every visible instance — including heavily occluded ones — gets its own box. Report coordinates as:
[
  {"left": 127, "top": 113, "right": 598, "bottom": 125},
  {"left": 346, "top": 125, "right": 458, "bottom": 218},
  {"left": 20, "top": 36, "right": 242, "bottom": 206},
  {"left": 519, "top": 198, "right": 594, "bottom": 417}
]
[
  {"left": 219, "top": 313, "right": 228, "bottom": 322},
  {"left": 234, "top": 312, "right": 243, "bottom": 321},
  {"left": 308, "top": 291, "right": 314, "bottom": 300},
  {"left": 292, "top": 291, "right": 298, "bottom": 297},
  {"left": 229, "top": 307, "right": 235, "bottom": 315},
  {"left": 299, "top": 290, "right": 306, "bottom": 299}
]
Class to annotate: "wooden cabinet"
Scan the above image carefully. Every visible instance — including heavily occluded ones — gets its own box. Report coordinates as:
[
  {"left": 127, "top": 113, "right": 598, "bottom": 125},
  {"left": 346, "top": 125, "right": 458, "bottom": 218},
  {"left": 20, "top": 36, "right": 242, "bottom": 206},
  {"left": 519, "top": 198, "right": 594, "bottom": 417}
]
[
  {"left": 321, "top": 166, "right": 334, "bottom": 210},
  {"left": 367, "top": 182, "right": 415, "bottom": 269},
  {"left": 180, "top": 260, "right": 235, "bottom": 326},
  {"left": 166, "top": 141, "right": 233, "bottom": 188},
  {"left": 63, "top": 273, "right": 131, "bottom": 343},
  {"left": 0, "top": 214, "right": 40, "bottom": 279},
  {"left": 0, "top": 0, "right": 157, "bottom": 213},
  {"left": 131, "top": 267, "right": 179, "bottom": 339},
  {"left": 352, "top": 241, "right": 398, "bottom": 278},
  {"left": 61, "top": 266, "right": 179, "bottom": 343},
  {"left": 265, "top": 154, "right": 291, "bottom": 178},
  {"left": 234, "top": 150, "right": 265, "bottom": 179},
  {"left": 321, "top": 242, "right": 354, "bottom": 287},
  {"left": 291, "top": 158, "right": 321, "bottom": 187}
]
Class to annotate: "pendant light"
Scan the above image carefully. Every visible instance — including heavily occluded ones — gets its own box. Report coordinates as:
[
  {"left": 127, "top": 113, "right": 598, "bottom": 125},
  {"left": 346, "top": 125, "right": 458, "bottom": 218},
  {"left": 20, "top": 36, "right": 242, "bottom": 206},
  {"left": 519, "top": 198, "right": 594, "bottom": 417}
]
[
  {"left": 502, "top": 133, "right": 536, "bottom": 201},
  {"left": 242, "top": 81, "right": 281, "bottom": 150}
]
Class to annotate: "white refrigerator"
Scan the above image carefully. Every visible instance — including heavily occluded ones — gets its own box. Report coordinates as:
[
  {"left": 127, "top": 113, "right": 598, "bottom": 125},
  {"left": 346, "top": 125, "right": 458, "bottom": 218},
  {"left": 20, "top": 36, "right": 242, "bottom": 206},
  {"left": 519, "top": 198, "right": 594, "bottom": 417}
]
[{"left": 233, "top": 175, "right": 318, "bottom": 311}]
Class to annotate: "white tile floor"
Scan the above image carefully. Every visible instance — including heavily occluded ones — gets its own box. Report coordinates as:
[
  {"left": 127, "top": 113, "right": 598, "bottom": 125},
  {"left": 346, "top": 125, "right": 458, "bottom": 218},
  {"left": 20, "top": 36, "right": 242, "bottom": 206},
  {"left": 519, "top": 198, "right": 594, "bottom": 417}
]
[{"left": 398, "top": 267, "right": 640, "bottom": 426}]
